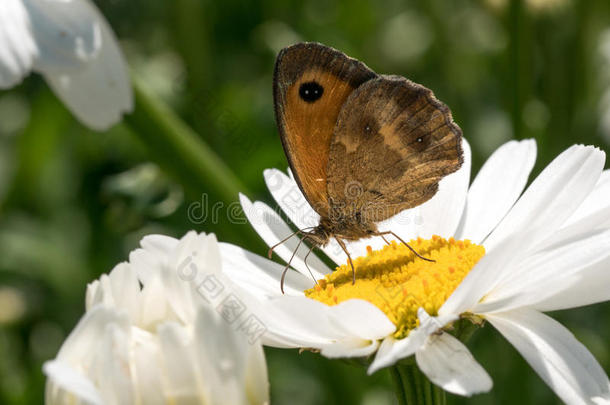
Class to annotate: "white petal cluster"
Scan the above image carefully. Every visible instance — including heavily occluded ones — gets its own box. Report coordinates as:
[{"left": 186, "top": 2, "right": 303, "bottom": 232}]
[
  {"left": 230, "top": 139, "right": 610, "bottom": 404},
  {"left": 0, "top": 0, "right": 132, "bottom": 130},
  {"left": 44, "top": 232, "right": 269, "bottom": 405}
]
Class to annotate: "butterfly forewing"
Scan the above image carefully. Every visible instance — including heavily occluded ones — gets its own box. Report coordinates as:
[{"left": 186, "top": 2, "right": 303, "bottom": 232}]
[
  {"left": 326, "top": 75, "right": 463, "bottom": 223},
  {"left": 273, "top": 42, "right": 377, "bottom": 216}
]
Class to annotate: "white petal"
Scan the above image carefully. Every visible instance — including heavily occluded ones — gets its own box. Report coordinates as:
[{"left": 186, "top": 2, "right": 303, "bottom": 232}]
[
  {"left": 541, "top": 178, "right": 610, "bottom": 257},
  {"left": 320, "top": 338, "right": 380, "bottom": 358},
  {"left": 44, "top": 306, "right": 130, "bottom": 404},
  {"left": 416, "top": 332, "right": 492, "bottom": 396},
  {"left": 382, "top": 139, "right": 472, "bottom": 241},
  {"left": 532, "top": 255, "right": 610, "bottom": 312},
  {"left": 204, "top": 284, "right": 296, "bottom": 349},
  {"left": 376, "top": 209, "right": 417, "bottom": 241},
  {"left": 55, "top": 306, "right": 128, "bottom": 363},
  {"left": 263, "top": 168, "right": 354, "bottom": 265},
  {"left": 541, "top": 170, "right": 610, "bottom": 252},
  {"left": 324, "top": 237, "right": 367, "bottom": 267},
  {"left": 154, "top": 238, "right": 199, "bottom": 325},
  {"left": 43, "top": 360, "right": 103, "bottom": 405},
  {"left": 440, "top": 235, "right": 524, "bottom": 316},
  {"left": 175, "top": 232, "right": 223, "bottom": 280},
  {"left": 264, "top": 168, "right": 320, "bottom": 230},
  {"left": 129, "top": 247, "right": 163, "bottom": 286},
  {"left": 219, "top": 242, "right": 312, "bottom": 298},
  {"left": 25, "top": 0, "right": 102, "bottom": 72},
  {"left": 484, "top": 145, "right": 605, "bottom": 253},
  {"left": 0, "top": 0, "right": 36, "bottom": 88},
  {"left": 326, "top": 299, "right": 396, "bottom": 340},
  {"left": 148, "top": 232, "right": 225, "bottom": 326},
  {"left": 564, "top": 169, "right": 610, "bottom": 227},
  {"left": 367, "top": 336, "right": 401, "bottom": 374},
  {"left": 261, "top": 296, "right": 344, "bottom": 342},
  {"left": 417, "top": 138, "right": 472, "bottom": 238},
  {"left": 131, "top": 330, "right": 166, "bottom": 405},
  {"left": 35, "top": 0, "right": 133, "bottom": 130},
  {"left": 194, "top": 305, "right": 249, "bottom": 405},
  {"left": 245, "top": 344, "right": 270, "bottom": 405},
  {"left": 295, "top": 299, "right": 400, "bottom": 359},
  {"left": 456, "top": 139, "right": 536, "bottom": 243},
  {"left": 140, "top": 234, "right": 180, "bottom": 259},
  {"left": 264, "top": 168, "right": 387, "bottom": 263},
  {"left": 157, "top": 322, "right": 204, "bottom": 402},
  {"left": 340, "top": 236, "right": 388, "bottom": 264},
  {"left": 474, "top": 228, "right": 610, "bottom": 313},
  {"left": 487, "top": 309, "right": 610, "bottom": 405},
  {"left": 240, "top": 193, "right": 330, "bottom": 279},
  {"left": 542, "top": 204, "right": 610, "bottom": 254},
  {"left": 369, "top": 330, "right": 424, "bottom": 374},
  {"left": 368, "top": 309, "right": 454, "bottom": 374},
  {"left": 85, "top": 262, "right": 140, "bottom": 319},
  {"left": 90, "top": 323, "right": 135, "bottom": 404},
  {"left": 243, "top": 296, "right": 337, "bottom": 349}
]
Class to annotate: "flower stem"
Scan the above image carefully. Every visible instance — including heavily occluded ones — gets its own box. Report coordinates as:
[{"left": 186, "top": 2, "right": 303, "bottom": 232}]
[
  {"left": 391, "top": 363, "right": 446, "bottom": 405},
  {"left": 124, "top": 76, "right": 264, "bottom": 248},
  {"left": 125, "top": 76, "right": 249, "bottom": 205}
]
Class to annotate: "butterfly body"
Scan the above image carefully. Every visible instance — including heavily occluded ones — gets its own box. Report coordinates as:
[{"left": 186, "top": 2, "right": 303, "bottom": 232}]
[
  {"left": 272, "top": 42, "right": 463, "bottom": 277},
  {"left": 305, "top": 210, "right": 379, "bottom": 246}
]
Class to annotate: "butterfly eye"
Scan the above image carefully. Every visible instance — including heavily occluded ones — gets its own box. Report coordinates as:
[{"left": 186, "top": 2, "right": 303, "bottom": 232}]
[
  {"left": 416, "top": 137, "right": 423, "bottom": 143},
  {"left": 299, "top": 81, "right": 324, "bottom": 103}
]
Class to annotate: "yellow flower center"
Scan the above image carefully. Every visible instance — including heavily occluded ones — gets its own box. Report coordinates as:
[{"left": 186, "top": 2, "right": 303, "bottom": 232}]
[{"left": 305, "top": 236, "right": 485, "bottom": 339}]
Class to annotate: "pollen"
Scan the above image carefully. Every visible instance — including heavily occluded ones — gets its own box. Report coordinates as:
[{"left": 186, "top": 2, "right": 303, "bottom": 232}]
[{"left": 305, "top": 236, "right": 485, "bottom": 339}]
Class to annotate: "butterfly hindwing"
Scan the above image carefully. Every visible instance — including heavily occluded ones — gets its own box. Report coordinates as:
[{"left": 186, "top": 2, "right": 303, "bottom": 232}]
[{"left": 326, "top": 75, "right": 463, "bottom": 223}]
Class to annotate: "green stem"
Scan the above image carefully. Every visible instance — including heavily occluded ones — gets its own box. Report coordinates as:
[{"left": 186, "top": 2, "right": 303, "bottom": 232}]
[
  {"left": 390, "top": 366, "right": 410, "bottom": 405},
  {"left": 454, "top": 317, "right": 481, "bottom": 344},
  {"left": 125, "top": 76, "right": 249, "bottom": 205},
  {"left": 391, "top": 363, "right": 446, "bottom": 405},
  {"left": 124, "top": 76, "right": 265, "bottom": 249},
  {"left": 508, "top": 0, "right": 525, "bottom": 140}
]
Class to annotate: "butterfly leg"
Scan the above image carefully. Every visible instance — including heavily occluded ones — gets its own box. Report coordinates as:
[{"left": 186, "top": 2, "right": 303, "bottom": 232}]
[
  {"left": 302, "top": 244, "right": 319, "bottom": 286},
  {"left": 380, "top": 234, "right": 391, "bottom": 246},
  {"left": 268, "top": 226, "right": 316, "bottom": 258},
  {"left": 375, "top": 231, "right": 435, "bottom": 263},
  {"left": 335, "top": 238, "right": 356, "bottom": 284},
  {"left": 281, "top": 235, "right": 306, "bottom": 294}
]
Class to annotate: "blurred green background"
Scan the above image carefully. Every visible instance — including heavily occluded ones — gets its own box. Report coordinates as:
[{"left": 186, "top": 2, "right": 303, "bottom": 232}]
[{"left": 1, "top": 0, "right": 610, "bottom": 403}]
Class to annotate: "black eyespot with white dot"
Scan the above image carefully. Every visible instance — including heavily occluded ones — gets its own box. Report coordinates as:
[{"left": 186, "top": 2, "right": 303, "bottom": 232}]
[
  {"left": 361, "top": 117, "right": 380, "bottom": 135},
  {"left": 412, "top": 133, "right": 431, "bottom": 151},
  {"left": 299, "top": 81, "right": 324, "bottom": 103}
]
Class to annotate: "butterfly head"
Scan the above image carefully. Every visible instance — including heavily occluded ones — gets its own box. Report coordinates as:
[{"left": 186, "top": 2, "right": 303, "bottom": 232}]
[{"left": 306, "top": 212, "right": 379, "bottom": 246}]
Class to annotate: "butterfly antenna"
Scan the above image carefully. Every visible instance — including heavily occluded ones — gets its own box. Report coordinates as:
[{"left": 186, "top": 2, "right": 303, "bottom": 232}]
[
  {"left": 280, "top": 235, "right": 306, "bottom": 294},
  {"left": 377, "top": 231, "right": 435, "bottom": 262},
  {"left": 335, "top": 238, "right": 356, "bottom": 284},
  {"left": 267, "top": 226, "right": 315, "bottom": 259}
]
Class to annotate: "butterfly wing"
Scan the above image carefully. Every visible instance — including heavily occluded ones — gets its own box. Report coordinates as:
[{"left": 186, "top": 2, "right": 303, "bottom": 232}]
[
  {"left": 273, "top": 42, "right": 377, "bottom": 216},
  {"left": 326, "top": 75, "right": 463, "bottom": 223}
]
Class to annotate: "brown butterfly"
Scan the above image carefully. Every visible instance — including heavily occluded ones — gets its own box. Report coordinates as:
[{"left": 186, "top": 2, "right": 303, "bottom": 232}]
[{"left": 271, "top": 42, "right": 463, "bottom": 291}]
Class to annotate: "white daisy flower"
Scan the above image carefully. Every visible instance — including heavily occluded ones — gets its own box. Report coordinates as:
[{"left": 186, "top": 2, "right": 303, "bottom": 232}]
[
  {"left": 0, "top": 0, "right": 132, "bottom": 130},
  {"left": 224, "top": 139, "right": 610, "bottom": 404},
  {"left": 44, "top": 231, "right": 269, "bottom": 405}
]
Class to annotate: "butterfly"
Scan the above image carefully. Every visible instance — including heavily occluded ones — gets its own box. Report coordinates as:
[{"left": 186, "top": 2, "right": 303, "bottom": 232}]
[{"left": 271, "top": 42, "right": 463, "bottom": 291}]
